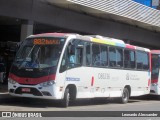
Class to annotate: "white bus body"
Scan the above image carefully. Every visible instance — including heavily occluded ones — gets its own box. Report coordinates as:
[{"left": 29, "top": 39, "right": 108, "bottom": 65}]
[{"left": 8, "top": 33, "right": 151, "bottom": 107}]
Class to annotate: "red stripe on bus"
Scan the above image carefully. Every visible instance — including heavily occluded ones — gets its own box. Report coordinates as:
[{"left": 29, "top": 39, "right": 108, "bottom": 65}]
[
  {"left": 34, "top": 33, "right": 67, "bottom": 37},
  {"left": 151, "top": 50, "right": 160, "bottom": 54},
  {"left": 149, "top": 52, "right": 152, "bottom": 72},
  {"left": 148, "top": 79, "right": 151, "bottom": 87},
  {"left": 9, "top": 73, "right": 55, "bottom": 85},
  {"left": 126, "top": 44, "right": 136, "bottom": 50},
  {"left": 91, "top": 76, "right": 94, "bottom": 86},
  {"left": 151, "top": 79, "right": 158, "bottom": 83}
]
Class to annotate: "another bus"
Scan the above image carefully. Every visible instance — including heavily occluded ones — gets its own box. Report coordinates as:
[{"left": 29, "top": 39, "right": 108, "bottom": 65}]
[
  {"left": 150, "top": 50, "right": 160, "bottom": 95},
  {"left": 8, "top": 33, "right": 151, "bottom": 107}
]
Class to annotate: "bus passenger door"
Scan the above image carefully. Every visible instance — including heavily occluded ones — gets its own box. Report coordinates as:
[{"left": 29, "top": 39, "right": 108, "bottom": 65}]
[{"left": 61, "top": 40, "right": 86, "bottom": 98}]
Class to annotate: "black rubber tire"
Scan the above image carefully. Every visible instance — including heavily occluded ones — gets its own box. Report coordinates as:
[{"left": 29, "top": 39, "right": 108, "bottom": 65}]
[
  {"left": 119, "top": 88, "right": 129, "bottom": 104},
  {"left": 62, "top": 88, "right": 70, "bottom": 108}
]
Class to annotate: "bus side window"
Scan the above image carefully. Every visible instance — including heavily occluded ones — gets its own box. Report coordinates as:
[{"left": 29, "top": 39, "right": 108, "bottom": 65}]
[
  {"left": 136, "top": 51, "right": 149, "bottom": 70},
  {"left": 68, "top": 39, "right": 84, "bottom": 68},
  {"left": 60, "top": 42, "right": 75, "bottom": 72},
  {"left": 124, "top": 50, "right": 135, "bottom": 69},
  {"left": 109, "top": 47, "right": 116, "bottom": 67},
  {"left": 59, "top": 48, "right": 68, "bottom": 73},
  {"left": 100, "top": 45, "right": 108, "bottom": 67},
  {"left": 86, "top": 43, "right": 91, "bottom": 66},
  {"left": 67, "top": 42, "right": 76, "bottom": 68},
  {"left": 130, "top": 51, "right": 136, "bottom": 69},
  {"left": 116, "top": 48, "right": 123, "bottom": 68},
  {"left": 76, "top": 47, "right": 83, "bottom": 65},
  {"left": 92, "top": 44, "right": 101, "bottom": 66},
  {"left": 76, "top": 40, "right": 84, "bottom": 66}
]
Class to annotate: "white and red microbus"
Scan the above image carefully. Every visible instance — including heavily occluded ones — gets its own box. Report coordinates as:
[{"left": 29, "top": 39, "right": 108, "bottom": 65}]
[{"left": 8, "top": 33, "right": 151, "bottom": 107}]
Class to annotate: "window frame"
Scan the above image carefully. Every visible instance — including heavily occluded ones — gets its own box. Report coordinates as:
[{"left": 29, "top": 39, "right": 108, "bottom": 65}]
[
  {"left": 124, "top": 49, "right": 136, "bottom": 69},
  {"left": 136, "top": 50, "right": 149, "bottom": 71}
]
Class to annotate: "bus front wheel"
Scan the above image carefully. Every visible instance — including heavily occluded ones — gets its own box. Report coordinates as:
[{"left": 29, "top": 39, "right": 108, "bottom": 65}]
[{"left": 62, "top": 88, "right": 70, "bottom": 107}]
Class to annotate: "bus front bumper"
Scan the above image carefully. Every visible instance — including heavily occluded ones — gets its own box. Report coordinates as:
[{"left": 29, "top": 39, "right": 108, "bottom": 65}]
[{"left": 8, "top": 81, "right": 63, "bottom": 100}]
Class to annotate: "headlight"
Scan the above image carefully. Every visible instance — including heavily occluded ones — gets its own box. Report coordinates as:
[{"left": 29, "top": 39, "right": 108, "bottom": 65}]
[
  {"left": 40, "top": 80, "right": 55, "bottom": 87},
  {"left": 8, "top": 78, "right": 17, "bottom": 84},
  {"left": 152, "top": 83, "right": 158, "bottom": 86}
]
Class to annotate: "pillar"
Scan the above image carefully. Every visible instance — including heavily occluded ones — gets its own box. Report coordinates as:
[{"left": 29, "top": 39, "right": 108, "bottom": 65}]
[{"left": 20, "top": 20, "right": 34, "bottom": 41}]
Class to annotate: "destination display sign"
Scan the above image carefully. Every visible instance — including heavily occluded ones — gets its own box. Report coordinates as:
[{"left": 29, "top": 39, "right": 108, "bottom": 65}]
[{"left": 33, "top": 38, "right": 60, "bottom": 45}]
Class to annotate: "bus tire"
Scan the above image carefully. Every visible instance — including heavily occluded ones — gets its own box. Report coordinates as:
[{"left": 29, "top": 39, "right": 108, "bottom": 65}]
[
  {"left": 62, "top": 88, "right": 70, "bottom": 108},
  {"left": 119, "top": 88, "right": 129, "bottom": 104}
]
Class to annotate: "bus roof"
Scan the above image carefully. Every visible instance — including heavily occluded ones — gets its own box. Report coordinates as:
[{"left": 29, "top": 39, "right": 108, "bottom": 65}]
[
  {"left": 85, "top": 35, "right": 150, "bottom": 52},
  {"left": 27, "top": 33, "right": 150, "bottom": 52},
  {"left": 151, "top": 50, "right": 160, "bottom": 54},
  {"left": 28, "top": 33, "right": 77, "bottom": 38}
]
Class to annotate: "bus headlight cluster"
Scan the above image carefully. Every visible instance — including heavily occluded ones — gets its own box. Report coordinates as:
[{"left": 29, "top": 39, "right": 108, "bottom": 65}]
[
  {"left": 8, "top": 78, "right": 17, "bottom": 84},
  {"left": 40, "top": 80, "right": 55, "bottom": 87},
  {"left": 152, "top": 83, "right": 158, "bottom": 86}
]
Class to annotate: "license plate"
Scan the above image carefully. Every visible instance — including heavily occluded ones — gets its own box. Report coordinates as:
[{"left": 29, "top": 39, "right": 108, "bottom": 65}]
[{"left": 22, "top": 88, "right": 31, "bottom": 92}]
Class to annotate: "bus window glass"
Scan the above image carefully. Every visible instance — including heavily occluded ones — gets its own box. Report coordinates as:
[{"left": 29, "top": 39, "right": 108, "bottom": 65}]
[
  {"left": 116, "top": 48, "right": 123, "bottom": 67},
  {"left": 100, "top": 45, "right": 108, "bottom": 66},
  {"left": 151, "top": 54, "right": 160, "bottom": 80},
  {"left": 60, "top": 50, "right": 68, "bottom": 73},
  {"left": 68, "top": 40, "right": 84, "bottom": 68},
  {"left": 92, "top": 44, "right": 100, "bottom": 66},
  {"left": 130, "top": 51, "right": 135, "bottom": 68},
  {"left": 109, "top": 47, "right": 116, "bottom": 67},
  {"left": 136, "top": 51, "right": 149, "bottom": 70},
  {"left": 14, "top": 37, "right": 65, "bottom": 69},
  {"left": 76, "top": 48, "right": 83, "bottom": 65},
  {"left": 86, "top": 43, "right": 91, "bottom": 66},
  {"left": 143, "top": 53, "right": 149, "bottom": 70},
  {"left": 124, "top": 50, "right": 135, "bottom": 69}
]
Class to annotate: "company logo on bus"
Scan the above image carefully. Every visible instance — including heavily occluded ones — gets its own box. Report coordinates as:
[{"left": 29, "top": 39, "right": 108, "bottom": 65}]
[
  {"left": 126, "top": 73, "right": 129, "bottom": 80},
  {"left": 66, "top": 77, "right": 80, "bottom": 81},
  {"left": 25, "top": 69, "right": 33, "bottom": 71},
  {"left": 126, "top": 73, "right": 140, "bottom": 81}
]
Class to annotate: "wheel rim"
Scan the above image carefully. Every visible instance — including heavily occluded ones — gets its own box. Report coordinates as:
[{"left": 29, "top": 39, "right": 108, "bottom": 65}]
[
  {"left": 65, "top": 89, "right": 70, "bottom": 107},
  {"left": 122, "top": 89, "right": 128, "bottom": 101},
  {"left": 67, "top": 92, "right": 70, "bottom": 103}
]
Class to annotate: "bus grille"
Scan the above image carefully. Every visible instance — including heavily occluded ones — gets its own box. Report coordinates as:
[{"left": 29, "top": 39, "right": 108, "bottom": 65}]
[{"left": 14, "top": 87, "right": 43, "bottom": 96}]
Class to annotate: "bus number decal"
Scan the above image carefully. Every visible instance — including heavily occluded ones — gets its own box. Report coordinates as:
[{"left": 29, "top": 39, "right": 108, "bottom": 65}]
[{"left": 98, "top": 73, "right": 110, "bottom": 80}]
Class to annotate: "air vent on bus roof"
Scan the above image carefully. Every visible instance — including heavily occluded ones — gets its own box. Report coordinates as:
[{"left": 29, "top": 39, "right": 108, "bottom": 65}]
[
  {"left": 110, "top": 38, "right": 125, "bottom": 44},
  {"left": 93, "top": 35, "right": 125, "bottom": 44}
]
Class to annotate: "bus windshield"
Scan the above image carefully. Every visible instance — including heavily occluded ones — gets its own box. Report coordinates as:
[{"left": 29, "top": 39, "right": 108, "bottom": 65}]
[
  {"left": 13, "top": 37, "right": 66, "bottom": 69},
  {"left": 151, "top": 54, "right": 160, "bottom": 80}
]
